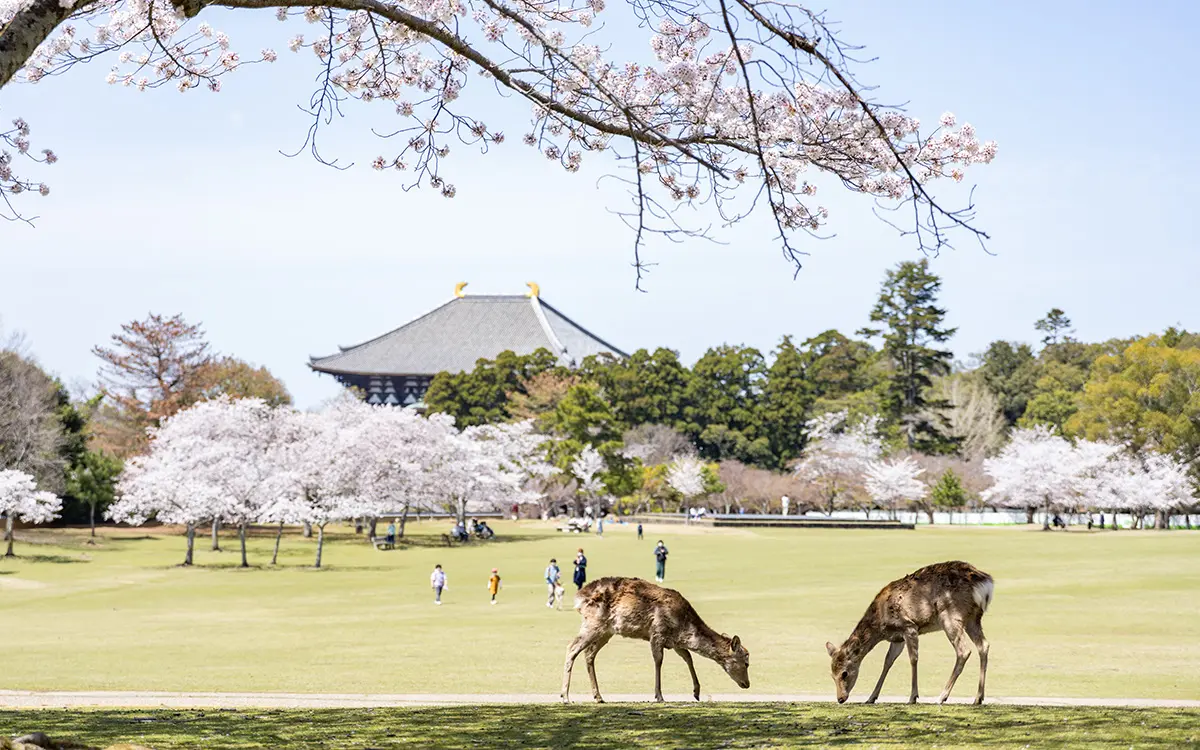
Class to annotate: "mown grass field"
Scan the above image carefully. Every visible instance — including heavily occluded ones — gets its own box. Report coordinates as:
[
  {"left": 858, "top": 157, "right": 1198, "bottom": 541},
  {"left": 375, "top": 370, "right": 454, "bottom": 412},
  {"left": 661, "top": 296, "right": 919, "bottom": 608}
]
[
  {"left": 0, "top": 520, "right": 1198, "bottom": 701},
  {"left": 3, "top": 704, "right": 1199, "bottom": 749}
]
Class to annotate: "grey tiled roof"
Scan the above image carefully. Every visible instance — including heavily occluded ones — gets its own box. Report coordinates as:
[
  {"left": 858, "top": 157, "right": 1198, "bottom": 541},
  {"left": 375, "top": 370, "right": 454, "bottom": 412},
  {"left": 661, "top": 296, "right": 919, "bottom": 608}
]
[{"left": 309, "top": 295, "right": 627, "bottom": 377}]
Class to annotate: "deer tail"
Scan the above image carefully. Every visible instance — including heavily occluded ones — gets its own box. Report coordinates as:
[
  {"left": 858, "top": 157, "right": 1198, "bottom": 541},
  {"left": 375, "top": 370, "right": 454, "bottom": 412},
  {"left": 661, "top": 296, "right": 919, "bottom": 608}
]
[{"left": 972, "top": 577, "right": 994, "bottom": 614}]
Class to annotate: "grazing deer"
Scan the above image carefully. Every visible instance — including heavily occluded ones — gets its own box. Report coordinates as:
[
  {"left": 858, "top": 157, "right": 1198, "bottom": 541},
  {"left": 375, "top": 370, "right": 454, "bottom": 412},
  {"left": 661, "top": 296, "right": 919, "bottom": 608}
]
[
  {"left": 825, "top": 560, "right": 994, "bottom": 705},
  {"left": 561, "top": 576, "right": 751, "bottom": 703}
]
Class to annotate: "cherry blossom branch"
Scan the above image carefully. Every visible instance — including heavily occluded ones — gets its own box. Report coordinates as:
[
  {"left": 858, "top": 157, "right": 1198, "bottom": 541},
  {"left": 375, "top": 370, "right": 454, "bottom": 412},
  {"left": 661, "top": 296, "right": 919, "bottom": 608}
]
[{"left": 2, "top": 0, "right": 997, "bottom": 274}]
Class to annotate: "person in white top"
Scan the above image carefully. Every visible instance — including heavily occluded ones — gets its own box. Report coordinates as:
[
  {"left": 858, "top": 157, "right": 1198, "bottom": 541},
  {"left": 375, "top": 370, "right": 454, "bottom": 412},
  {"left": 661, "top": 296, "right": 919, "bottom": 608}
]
[{"left": 430, "top": 564, "right": 447, "bottom": 605}]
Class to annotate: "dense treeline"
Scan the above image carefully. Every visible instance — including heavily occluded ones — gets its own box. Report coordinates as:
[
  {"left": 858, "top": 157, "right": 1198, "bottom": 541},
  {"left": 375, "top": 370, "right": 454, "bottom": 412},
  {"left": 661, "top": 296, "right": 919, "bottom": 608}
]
[{"left": 425, "top": 260, "right": 1200, "bottom": 503}]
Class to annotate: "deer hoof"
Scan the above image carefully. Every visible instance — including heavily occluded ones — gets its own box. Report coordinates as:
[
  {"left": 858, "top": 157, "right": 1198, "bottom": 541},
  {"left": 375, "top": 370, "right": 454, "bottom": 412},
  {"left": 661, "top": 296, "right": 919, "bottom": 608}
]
[
  {"left": 974, "top": 696, "right": 985, "bottom": 706},
  {"left": 693, "top": 691, "right": 700, "bottom": 701},
  {"left": 865, "top": 696, "right": 878, "bottom": 705},
  {"left": 908, "top": 696, "right": 918, "bottom": 705},
  {"left": 654, "top": 695, "right": 665, "bottom": 703},
  {"left": 593, "top": 696, "right": 605, "bottom": 704}
]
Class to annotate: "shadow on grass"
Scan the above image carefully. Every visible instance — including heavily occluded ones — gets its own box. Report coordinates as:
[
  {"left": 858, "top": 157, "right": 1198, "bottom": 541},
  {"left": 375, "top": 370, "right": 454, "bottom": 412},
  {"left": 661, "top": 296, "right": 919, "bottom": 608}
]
[
  {"left": 4, "top": 553, "right": 90, "bottom": 564},
  {"left": 4, "top": 704, "right": 1199, "bottom": 749}
]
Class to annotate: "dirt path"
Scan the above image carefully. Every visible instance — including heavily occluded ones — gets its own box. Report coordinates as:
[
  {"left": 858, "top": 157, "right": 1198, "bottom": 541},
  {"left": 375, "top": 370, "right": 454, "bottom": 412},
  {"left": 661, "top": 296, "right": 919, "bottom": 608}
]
[{"left": 1, "top": 690, "right": 1196, "bottom": 709}]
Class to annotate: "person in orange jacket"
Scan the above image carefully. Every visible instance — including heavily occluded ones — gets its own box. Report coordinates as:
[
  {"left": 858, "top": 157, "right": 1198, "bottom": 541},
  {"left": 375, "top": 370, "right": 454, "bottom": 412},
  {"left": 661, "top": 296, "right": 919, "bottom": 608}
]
[{"left": 487, "top": 568, "right": 502, "bottom": 604}]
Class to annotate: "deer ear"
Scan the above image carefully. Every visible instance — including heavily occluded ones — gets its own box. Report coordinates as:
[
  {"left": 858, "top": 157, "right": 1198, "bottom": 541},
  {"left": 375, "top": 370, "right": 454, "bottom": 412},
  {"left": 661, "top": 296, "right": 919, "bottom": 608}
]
[
  {"left": 825, "top": 641, "right": 836, "bottom": 656},
  {"left": 730, "top": 635, "right": 741, "bottom": 651}
]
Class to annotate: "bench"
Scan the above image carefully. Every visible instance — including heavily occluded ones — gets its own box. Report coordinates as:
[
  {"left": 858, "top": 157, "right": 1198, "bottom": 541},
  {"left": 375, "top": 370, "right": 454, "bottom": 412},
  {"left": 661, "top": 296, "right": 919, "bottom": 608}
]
[{"left": 370, "top": 536, "right": 395, "bottom": 551}]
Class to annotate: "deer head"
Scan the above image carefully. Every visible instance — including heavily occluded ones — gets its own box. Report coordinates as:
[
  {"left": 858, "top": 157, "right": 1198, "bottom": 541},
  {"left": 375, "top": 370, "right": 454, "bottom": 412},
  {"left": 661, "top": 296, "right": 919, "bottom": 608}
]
[
  {"left": 825, "top": 641, "right": 860, "bottom": 703},
  {"left": 721, "top": 635, "right": 751, "bottom": 689}
]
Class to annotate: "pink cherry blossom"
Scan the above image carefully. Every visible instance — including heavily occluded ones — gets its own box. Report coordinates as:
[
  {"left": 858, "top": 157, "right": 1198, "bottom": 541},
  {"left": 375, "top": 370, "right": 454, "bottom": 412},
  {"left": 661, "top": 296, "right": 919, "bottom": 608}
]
[{"left": 0, "top": 0, "right": 996, "bottom": 257}]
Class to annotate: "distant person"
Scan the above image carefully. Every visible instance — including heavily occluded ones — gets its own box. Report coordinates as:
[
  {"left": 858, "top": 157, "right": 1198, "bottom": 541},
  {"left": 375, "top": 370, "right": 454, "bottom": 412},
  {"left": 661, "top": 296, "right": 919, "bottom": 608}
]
[
  {"left": 386, "top": 520, "right": 396, "bottom": 545},
  {"left": 597, "top": 517, "right": 604, "bottom": 537},
  {"left": 1100, "top": 513, "right": 1105, "bottom": 529},
  {"left": 512, "top": 503, "right": 519, "bottom": 521},
  {"left": 573, "top": 548, "right": 588, "bottom": 590},
  {"left": 430, "top": 564, "right": 447, "bottom": 605},
  {"left": 781, "top": 495, "right": 790, "bottom": 517},
  {"left": 654, "top": 540, "right": 669, "bottom": 583},
  {"left": 544, "top": 558, "right": 561, "bottom": 608},
  {"left": 487, "top": 568, "right": 502, "bottom": 605},
  {"left": 637, "top": 523, "right": 643, "bottom": 540}
]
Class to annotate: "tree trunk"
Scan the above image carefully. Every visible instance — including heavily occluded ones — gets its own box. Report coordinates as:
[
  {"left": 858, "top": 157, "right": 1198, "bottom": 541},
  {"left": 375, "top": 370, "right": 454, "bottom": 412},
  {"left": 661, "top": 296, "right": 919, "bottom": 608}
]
[
  {"left": 398, "top": 504, "right": 410, "bottom": 539},
  {"left": 0, "top": 0, "right": 79, "bottom": 89},
  {"left": 4, "top": 514, "right": 14, "bottom": 557},
  {"left": 183, "top": 524, "right": 195, "bottom": 566},
  {"left": 211, "top": 519, "right": 221, "bottom": 551},
  {"left": 1156, "top": 509, "right": 1169, "bottom": 531},
  {"left": 1042, "top": 503, "right": 1051, "bottom": 531},
  {"left": 271, "top": 521, "right": 285, "bottom": 565},
  {"left": 925, "top": 508, "right": 934, "bottom": 525},
  {"left": 456, "top": 496, "right": 467, "bottom": 527},
  {"left": 90, "top": 503, "right": 97, "bottom": 537},
  {"left": 314, "top": 524, "right": 326, "bottom": 568},
  {"left": 303, "top": 521, "right": 313, "bottom": 538},
  {"left": 367, "top": 516, "right": 378, "bottom": 542},
  {"left": 238, "top": 524, "right": 249, "bottom": 568}
]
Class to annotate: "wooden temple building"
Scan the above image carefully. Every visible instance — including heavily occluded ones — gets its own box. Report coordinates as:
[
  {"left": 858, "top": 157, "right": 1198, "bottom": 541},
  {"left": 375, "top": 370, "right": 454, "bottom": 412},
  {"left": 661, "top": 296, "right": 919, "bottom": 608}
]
[{"left": 308, "top": 282, "right": 628, "bottom": 406}]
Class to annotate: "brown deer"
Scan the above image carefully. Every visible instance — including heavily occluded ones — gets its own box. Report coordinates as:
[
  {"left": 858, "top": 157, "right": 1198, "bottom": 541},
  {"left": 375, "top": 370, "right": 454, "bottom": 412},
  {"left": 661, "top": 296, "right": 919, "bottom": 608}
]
[
  {"left": 561, "top": 576, "right": 751, "bottom": 703},
  {"left": 825, "top": 560, "right": 994, "bottom": 705}
]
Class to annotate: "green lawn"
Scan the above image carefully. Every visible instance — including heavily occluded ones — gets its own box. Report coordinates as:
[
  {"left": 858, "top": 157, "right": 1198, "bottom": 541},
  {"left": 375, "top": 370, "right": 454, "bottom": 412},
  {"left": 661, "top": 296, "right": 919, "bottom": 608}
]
[
  {"left": 3, "top": 705, "right": 1199, "bottom": 749},
  {"left": 0, "top": 521, "right": 1198, "bottom": 700}
]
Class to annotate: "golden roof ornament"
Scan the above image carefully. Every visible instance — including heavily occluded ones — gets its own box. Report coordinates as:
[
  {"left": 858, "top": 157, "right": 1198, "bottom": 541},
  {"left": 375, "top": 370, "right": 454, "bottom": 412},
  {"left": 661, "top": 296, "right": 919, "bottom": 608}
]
[
  {"left": 526, "top": 282, "right": 540, "bottom": 298},
  {"left": 454, "top": 282, "right": 468, "bottom": 298}
]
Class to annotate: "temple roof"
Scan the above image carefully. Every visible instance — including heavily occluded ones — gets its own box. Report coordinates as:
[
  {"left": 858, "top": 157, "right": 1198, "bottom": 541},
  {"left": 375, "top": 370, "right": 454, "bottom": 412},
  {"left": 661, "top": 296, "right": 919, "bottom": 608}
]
[{"left": 309, "top": 291, "right": 627, "bottom": 378}]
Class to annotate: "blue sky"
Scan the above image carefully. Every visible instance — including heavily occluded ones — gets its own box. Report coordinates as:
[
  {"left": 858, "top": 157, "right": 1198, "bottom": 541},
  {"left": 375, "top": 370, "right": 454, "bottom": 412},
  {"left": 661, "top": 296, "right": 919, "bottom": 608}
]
[{"left": 2, "top": 0, "right": 1198, "bottom": 408}]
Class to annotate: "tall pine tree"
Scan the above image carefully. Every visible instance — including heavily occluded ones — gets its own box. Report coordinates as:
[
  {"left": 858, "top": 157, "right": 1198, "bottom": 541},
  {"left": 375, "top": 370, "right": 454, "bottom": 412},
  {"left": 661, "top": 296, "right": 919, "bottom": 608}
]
[{"left": 861, "top": 259, "right": 958, "bottom": 454}]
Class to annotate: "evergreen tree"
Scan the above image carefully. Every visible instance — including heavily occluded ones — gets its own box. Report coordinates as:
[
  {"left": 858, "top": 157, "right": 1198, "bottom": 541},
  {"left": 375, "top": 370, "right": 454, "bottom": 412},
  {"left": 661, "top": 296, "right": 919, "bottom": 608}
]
[
  {"left": 423, "top": 349, "right": 561, "bottom": 427},
  {"left": 682, "top": 345, "right": 772, "bottom": 465},
  {"left": 860, "top": 259, "right": 958, "bottom": 454},
  {"left": 930, "top": 468, "right": 969, "bottom": 523},
  {"left": 761, "top": 336, "right": 813, "bottom": 468},
  {"left": 1034, "top": 308, "right": 1074, "bottom": 346},
  {"left": 579, "top": 348, "right": 691, "bottom": 430},
  {"left": 978, "top": 341, "right": 1038, "bottom": 427}
]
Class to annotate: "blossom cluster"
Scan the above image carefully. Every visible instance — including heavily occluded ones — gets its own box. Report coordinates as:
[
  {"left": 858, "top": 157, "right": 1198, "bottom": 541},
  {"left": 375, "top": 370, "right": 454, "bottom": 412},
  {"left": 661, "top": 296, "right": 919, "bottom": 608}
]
[
  {"left": 0, "top": 468, "right": 62, "bottom": 554},
  {"left": 14, "top": 0, "right": 996, "bottom": 246},
  {"left": 108, "top": 395, "right": 552, "bottom": 565},
  {"left": 1, "top": 116, "right": 56, "bottom": 216},
  {"left": 981, "top": 426, "right": 1194, "bottom": 514}
]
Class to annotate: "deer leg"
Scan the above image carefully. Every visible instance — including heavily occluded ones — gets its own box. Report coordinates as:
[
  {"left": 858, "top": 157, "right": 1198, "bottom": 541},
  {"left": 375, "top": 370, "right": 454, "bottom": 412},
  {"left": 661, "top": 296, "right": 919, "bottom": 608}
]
[
  {"left": 651, "top": 638, "right": 666, "bottom": 702},
  {"left": 584, "top": 634, "right": 613, "bottom": 703},
  {"left": 937, "top": 616, "right": 973, "bottom": 704},
  {"left": 866, "top": 641, "right": 904, "bottom": 704},
  {"left": 965, "top": 617, "right": 990, "bottom": 705},
  {"left": 675, "top": 648, "right": 701, "bottom": 701},
  {"left": 561, "top": 631, "right": 602, "bottom": 703},
  {"left": 904, "top": 632, "right": 920, "bottom": 704}
]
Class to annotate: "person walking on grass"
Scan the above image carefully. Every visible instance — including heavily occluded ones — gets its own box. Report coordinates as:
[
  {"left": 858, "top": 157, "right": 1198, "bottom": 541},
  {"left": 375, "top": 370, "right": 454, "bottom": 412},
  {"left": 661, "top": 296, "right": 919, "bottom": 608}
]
[
  {"left": 637, "top": 523, "right": 643, "bottom": 540},
  {"left": 573, "top": 548, "right": 588, "bottom": 591},
  {"left": 544, "top": 558, "right": 561, "bottom": 608},
  {"left": 487, "top": 568, "right": 502, "bottom": 604},
  {"left": 430, "top": 564, "right": 447, "bottom": 605},
  {"left": 654, "top": 540, "right": 669, "bottom": 582}
]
